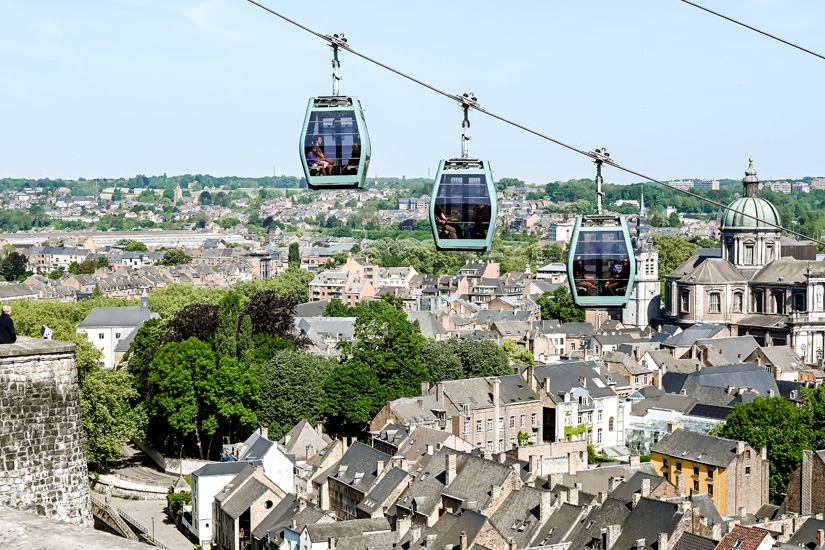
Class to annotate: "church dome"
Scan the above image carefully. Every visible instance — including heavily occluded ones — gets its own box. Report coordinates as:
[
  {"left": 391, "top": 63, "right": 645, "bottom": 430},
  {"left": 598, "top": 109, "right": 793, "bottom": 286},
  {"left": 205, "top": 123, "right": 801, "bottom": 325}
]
[
  {"left": 721, "top": 196, "right": 781, "bottom": 230},
  {"left": 721, "top": 158, "right": 781, "bottom": 231}
]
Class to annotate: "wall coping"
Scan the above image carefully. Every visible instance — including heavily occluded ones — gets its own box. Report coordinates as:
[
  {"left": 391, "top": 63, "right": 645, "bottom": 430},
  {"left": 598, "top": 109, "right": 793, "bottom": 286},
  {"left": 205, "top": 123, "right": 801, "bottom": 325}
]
[{"left": 0, "top": 336, "right": 76, "bottom": 357}]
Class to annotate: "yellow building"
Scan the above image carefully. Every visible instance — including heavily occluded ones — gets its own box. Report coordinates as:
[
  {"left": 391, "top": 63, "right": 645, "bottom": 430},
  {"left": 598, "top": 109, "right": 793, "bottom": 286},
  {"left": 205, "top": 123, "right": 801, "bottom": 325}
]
[{"left": 651, "top": 428, "right": 768, "bottom": 516}]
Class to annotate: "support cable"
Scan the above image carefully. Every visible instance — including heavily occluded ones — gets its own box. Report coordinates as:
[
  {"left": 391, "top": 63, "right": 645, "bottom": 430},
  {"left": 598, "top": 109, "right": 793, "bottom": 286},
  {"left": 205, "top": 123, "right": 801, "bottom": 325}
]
[{"left": 242, "top": 0, "right": 825, "bottom": 246}]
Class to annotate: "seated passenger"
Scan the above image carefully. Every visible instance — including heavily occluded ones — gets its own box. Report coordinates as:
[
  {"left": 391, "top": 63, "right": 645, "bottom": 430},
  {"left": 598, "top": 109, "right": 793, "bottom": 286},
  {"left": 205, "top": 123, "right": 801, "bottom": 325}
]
[
  {"left": 342, "top": 143, "right": 361, "bottom": 175},
  {"left": 434, "top": 206, "right": 458, "bottom": 239},
  {"left": 307, "top": 146, "right": 331, "bottom": 176},
  {"left": 573, "top": 256, "right": 596, "bottom": 296},
  {"left": 470, "top": 203, "right": 491, "bottom": 239},
  {"left": 314, "top": 137, "right": 334, "bottom": 175}
]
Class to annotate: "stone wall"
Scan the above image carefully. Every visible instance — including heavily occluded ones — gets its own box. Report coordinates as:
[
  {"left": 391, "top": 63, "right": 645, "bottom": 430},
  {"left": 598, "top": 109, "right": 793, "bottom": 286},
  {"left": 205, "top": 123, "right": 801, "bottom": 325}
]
[{"left": 0, "top": 337, "right": 91, "bottom": 526}]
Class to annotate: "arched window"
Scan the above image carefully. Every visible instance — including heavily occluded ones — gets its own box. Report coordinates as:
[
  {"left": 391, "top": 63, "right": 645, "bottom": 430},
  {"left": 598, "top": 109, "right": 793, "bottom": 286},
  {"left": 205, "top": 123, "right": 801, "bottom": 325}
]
[
  {"left": 773, "top": 290, "right": 785, "bottom": 314},
  {"left": 708, "top": 292, "right": 721, "bottom": 314},
  {"left": 608, "top": 417, "right": 614, "bottom": 432},
  {"left": 753, "top": 290, "right": 764, "bottom": 313},
  {"left": 733, "top": 292, "right": 743, "bottom": 313},
  {"left": 680, "top": 290, "right": 690, "bottom": 313}
]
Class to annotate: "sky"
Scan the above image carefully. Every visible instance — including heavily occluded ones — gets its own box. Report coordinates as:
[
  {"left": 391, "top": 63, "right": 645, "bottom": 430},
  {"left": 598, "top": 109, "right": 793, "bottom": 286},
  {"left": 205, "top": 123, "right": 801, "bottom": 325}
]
[{"left": 1, "top": 0, "right": 824, "bottom": 186}]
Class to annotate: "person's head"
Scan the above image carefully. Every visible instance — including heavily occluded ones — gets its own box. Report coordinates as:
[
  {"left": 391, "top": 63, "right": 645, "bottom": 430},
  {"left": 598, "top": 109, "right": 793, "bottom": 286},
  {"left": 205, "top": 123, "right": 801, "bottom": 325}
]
[
  {"left": 2, "top": 305, "right": 10, "bottom": 316},
  {"left": 311, "top": 145, "right": 319, "bottom": 154},
  {"left": 352, "top": 143, "right": 360, "bottom": 153},
  {"left": 315, "top": 136, "right": 323, "bottom": 146}
]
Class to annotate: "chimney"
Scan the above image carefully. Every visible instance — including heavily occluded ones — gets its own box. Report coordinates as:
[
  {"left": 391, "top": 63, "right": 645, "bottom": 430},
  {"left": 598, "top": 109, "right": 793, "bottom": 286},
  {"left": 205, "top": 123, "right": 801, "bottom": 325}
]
[
  {"left": 761, "top": 447, "right": 767, "bottom": 460},
  {"left": 529, "top": 455, "right": 540, "bottom": 474},
  {"left": 739, "top": 507, "right": 747, "bottom": 517},
  {"left": 141, "top": 288, "right": 149, "bottom": 310},
  {"left": 634, "top": 538, "right": 646, "bottom": 550},
  {"left": 579, "top": 375, "right": 586, "bottom": 387},
  {"left": 459, "top": 531, "right": 468, "bottom": 550},
  {"left": 298, "top": 497, "right": 307, "bottom": 511},
  {"left": 306, "top": 445, "right": 315, "bottom": 460},
  {"left": 570, "top": 482, "right": 581, "bottom": 506},
  {"left": 604, "top": 525, "right": 621, "bottom": 550},
  {"left": 658, "top": 533, "right": 668, "bottom": 550},
  {"left": 640, "top": 478, "right": 651, "bottom": 497},
  {"left": 436, "top": 382, "right": 444, "bottom": 405},
  {"left": 527, "top": 364, "right": 537, "bottom": 392},
  {"left": 568, "top": 452, "right": 578, "bottom": 475},
  {"left": 608, "top": 476, "right": 624, "bottom": 491},
  {"left": 396, "top": 515, "right": 412, "bottom": 539},
  {"left": 632, "top": 493, "right": 641, "bottom": 509},
  {"left": 446, "top": 453, "right": 457, "bottom": 485},
  {"left": 509, "top": 540, "right": 517, "bottom": 550},
  {"left": 498, "top": 452, "right": 507, "bottom": 464},
  {"left": 377, "top": 460, "right": 385, "bottom": 477},
  {"left": 316, "top": 421, "right": 323, "bottom": 435},
  {"left": 540, "top": 490, "right": 553, "bottom": 522},
  {"left": 427, "top": 444, "right": 434, "bottom": 455},
  {"left": 549, "top": 473, "right": 564, "bottom": 489},
  {"left": 291, "top": 519, "right": 297, "bottom": 529},
  {"left": 260, "top": 426, "right": 268, "bottom": 440},
  {"left": 817, "top": 529, "right": 825, "bottom": 547},
  {"left": 319, "top": 479, "right": 330, "bottom": 510},
  {"left": 492, "top": 484, "right": 501, "bottom": 501},
  {"left": 544, "top": 377, "right": 552, "bottom": 396},
  {"left": 736, "top": 441, "right": 745, "bottom": 455},
  {"left": 328, "top": 537, "right": 336, "bottom": 549},
  {"left": 727, "top": 385, "right": 735, "bottom": 394},
  {"left": 421, "top": 381, "right": 430, "bottom": 396},
  {"left": 667, "top": 421, "right": 683, "bottom": 433},
  {"left": 557, "top": 489, "right": 569, "bottom": 506},
  {"left": 629, "top": 454, "right": 641, "bottom": 468},
  {"left": 598, "top": 491, "right": 608, "bottom": 504}
]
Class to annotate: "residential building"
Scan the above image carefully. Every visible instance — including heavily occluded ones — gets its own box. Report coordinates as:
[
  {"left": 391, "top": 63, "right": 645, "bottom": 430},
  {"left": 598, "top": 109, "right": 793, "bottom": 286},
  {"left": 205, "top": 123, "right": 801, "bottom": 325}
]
[
  {"left": 785, "top": 449, "right": 825, "bottom": 516},
  {"left": 651, "top": 428, "right": 769, "bottom": 516},
  {"left": 75, "top": 293, "right": 158, "bottom": 369},
  {"left": 696, "top": 179, "right": 720, "bottom": 191},
  {"left": 192, "top": 461, "right": 256, "bottom": 548},
  {"left": 715, "top": 524, "right": 775, "bottom": 550}
]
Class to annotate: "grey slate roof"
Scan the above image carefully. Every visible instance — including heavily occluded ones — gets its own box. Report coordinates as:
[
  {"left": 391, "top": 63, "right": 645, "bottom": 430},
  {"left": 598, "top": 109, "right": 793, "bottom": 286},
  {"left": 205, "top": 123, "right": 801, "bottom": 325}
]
[
  {"left": 530, "top": 502, "right": 587, "bottom": 547},
  {"left": 611, "top": 497, "right": 685, "bottom": 550},
  {"left": 677, "top": 363, "right": 779, "bottom": 399},
  {"left": 305, "top": 517, "right": 390, "bottom": 542},
  {"left": 319, "top": 442, "right": 391, "bottom": 494},
  {"left": 561, "top": 462, "right": 656, "bottom": 496},
  {"left": 356, "top": 467, "right": 409, "bottom": 516},
  {"left": 672, "top": 532, "right": 718, "bottom": 550},
  {"left": 786, "top": 517, "right": 825, "bottom": 548},
  {"left": 76, "top": 306, "right": 159, "bottom": 328},
  {"left": 694, "top": 336, "right": 759, "bottom": 364},
  {"left": 220, "top": 477, "right": 273, "bottom": 519},
  {"left": 192, "top": 460, "right": 258, "bottom": 478},
  {"left": 652, "top": 430, "right": 739, "bottom": 468},
  {"left": 532, "top": 362, "right": 618, "bottom": 404},
  {"left": 662, "top": 324, "right": 725, "bottom": 348},
  {"left": 487, "top": 486, "right": 547, "bottom": 548},
  {"left": 238, "top": 437, "right": 273, "bottom": 462},
  {"left": 398, "top": 510, "right": 487, "bottom": 550}
]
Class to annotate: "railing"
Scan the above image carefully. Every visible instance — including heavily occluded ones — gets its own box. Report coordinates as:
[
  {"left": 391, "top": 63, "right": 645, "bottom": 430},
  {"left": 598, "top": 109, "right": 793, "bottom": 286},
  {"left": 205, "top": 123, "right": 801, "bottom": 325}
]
[
  {"left": 117, "top": 507, "right": 172, "bottom": 550},
  {"left": 90, "top": 495, "right": 139, "bottom": 541}
]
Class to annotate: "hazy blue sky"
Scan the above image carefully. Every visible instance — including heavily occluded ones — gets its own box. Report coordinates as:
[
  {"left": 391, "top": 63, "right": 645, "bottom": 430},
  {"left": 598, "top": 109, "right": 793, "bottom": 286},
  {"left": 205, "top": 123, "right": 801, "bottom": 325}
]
[{"left": 1, "top": 0, "right": 823, "bottom": 186}]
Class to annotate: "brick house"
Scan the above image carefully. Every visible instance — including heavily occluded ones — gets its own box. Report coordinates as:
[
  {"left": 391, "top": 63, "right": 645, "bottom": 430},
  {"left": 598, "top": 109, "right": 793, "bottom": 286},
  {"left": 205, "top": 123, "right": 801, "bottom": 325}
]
[{"left": 785, "top": 449, "right": 825, "bottom": 516}]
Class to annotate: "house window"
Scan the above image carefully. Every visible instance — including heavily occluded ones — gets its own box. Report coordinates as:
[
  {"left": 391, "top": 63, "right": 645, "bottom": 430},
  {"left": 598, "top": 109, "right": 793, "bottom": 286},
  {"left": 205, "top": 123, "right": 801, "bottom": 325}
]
[
  {"left": 707, "top": 468, "right": 714, "bottom": 480},
  {"left": 693, "top": 480, "right": 699, "bottom": 492},
  {"left": 733, "top": 292, "right": 743, "bottom": 313},
  {"left": 745, "top": 466, "right": 751, "bottom": 476},
  {"left": 709, "top": 292, "right": 721, "bottom": 314},
  {"left": 795, "top": 293, "right": 806, "bottom": 312},
  {"left": 634, "top": 375, "right": 640, "bottom": 385},
  {"left": 487, "top": 441, "right": 493, "bottom": 451},
  {"left": 115, "top": 332, "right": 121, "bottom": 339},
  {"left": 520, "top": 414, "right": 526, "bottom": 428},
  {"left": 745, "top": 245, "right": 754, "bottom": 265},
  {"left": 663, "top": 458, "right": 669, "bottom": 468},
  {"left": 99, "top": 333, "right": 105, "bottom": 339},
  {"left": 499, "top": 417, "right": 504, "bottom": 430},
  {"left": 693, "top": 465, "right": 699, "bottom": 476},
  {"left": 766, "top": 243, "right": 774, "bottom": 263},
  {"left": 597, "top": 429, "right": 602, "bottom": 443},
  {"left": 464, "top": 421, "right": 469, "bottom": 434},
  {"left": 680, "top": 290, "right": 690, "bottom": 313},
  {"left": 753, "top": 290, "right": 764, "bottom": 313},
  {"left": 510, "top": 415, "right": 515, "bottom": 429},
  {"left": 487, "top": 419, "right": 493, "bottom": 432},
  {"left": 476, "top": 420, "right": 482, "bottom": 434},
  {"left": 744, "top": 450, "right": 751, "bottom": 460},
  {"left": 531, "top": 413, "right": 537, "bottom": 427},
  {"left": 773, "top": 290, "right": 785, "bottom": 314},
  {"left": 608, "top": 417, "right": 614, "bottom": 432},
  {"left": 597, "top": 410, "right": 602, "bottom": 423},
  {"left": 676, "top": 462, "right": 682, "bottom": 472},
  {"left": 707, "top": 483, "right": 713, "bottom": 496},
  {"left": 499, "top": 439, "right": 504, "bottom": 452}
]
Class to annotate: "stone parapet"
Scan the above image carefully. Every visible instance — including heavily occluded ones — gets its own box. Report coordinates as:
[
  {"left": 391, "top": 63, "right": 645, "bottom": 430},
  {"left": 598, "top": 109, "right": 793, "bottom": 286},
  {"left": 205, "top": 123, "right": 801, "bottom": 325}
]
[{"left": 0, "top": 336, "right": 91, "bottom": 526}]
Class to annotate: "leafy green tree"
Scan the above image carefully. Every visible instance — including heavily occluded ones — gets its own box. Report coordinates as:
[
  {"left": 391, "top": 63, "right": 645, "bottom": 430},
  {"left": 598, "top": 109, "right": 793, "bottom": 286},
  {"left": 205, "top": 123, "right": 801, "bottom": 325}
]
[
  {"left": 92, "top": 284, "right": 102, "bottom": 298},
  {"left": 652, "top": 234, "right": 699, "bottom": 294},
  {"left": 124, "top": 318, "right": 166, "bottom": 401},
  {"left": 217, "top": 217, "right": 241, "bottom": 229},
  {"left": 324, "top": 299, "right": 356, "bottom": 317},
  {"left": 288, "top": 243, "right": 300, "bottom": 268},
  {"left": 256, "top": 350, "right": 337, "bottom": 440},
  {"left": 79, "top": 259, "right": 98, "bottom": 274},
  {"left": 148, "top": 284, "right": 226, "bottom": 319},
  {"left": 717, "top": 396, "right": 813, "bottom": 503},
  {"left": 124, "top": 240, "right": 148, "bottom": 252},
  {"left": 159, "top": 249, "right": 191, "bottom": 266},
  {"left": 48, "top": 269, "right": 63, "bottom": 280},
  {"left": 164, "top": 303, "right": 221, "bottom": 344},
  {"left": 420, "top": 339, "right": 463, "bottom": 382},
  {"left": 668, "top": 212, "right": 681, "bottom": 227},
  {"left": 538, "top": 286, "right": 585, "bottom": 323},
  {"left": 97, "top": 256, "right": 110, "bottom": 269},
  {"left": 81, "top": 367, "right": 147, "bottom": 468},
  {"left": 68, "top": 261, "right": 81, "bottom": 274},
  {"left": 1, "top": 251, "right": 28, "bottom": 282},
  {"left": 502, "top": 339, "right": 534, "bottom": 365}
]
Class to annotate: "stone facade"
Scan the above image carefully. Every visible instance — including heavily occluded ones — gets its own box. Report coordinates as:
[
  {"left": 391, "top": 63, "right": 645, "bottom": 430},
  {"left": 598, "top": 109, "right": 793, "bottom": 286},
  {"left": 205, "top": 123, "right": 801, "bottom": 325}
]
[
  {"left": 785, "top": 450, "right": 825, "bottom": 516},
  {"left": 0, "top": 337, "right": 91, "bottom": 526}
]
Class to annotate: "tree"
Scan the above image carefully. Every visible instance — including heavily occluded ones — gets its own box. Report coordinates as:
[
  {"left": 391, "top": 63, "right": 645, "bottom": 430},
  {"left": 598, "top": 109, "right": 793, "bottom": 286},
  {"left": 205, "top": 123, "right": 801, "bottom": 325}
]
[
  {"left": 159, "top": 249, "right": 191, "bottom": 266},
  {"left": 324, "top": 299, "right": 356, "bottom": 317},
  {"left": 48, "top": 269, "right": 63, "bottom": 280},
  {"left": 256, "top": 350, "right": 337, "bottom": 440},
  {"left": 68, "top": 261, "right": 81, "bottom": 275},
  {"left": 245, "top": 290, "right": 301, "bottom": 341},
  {"left": 124, "top": 240, "right": 148, "bottom": 252},
  {"left": 164, "top": 303, "right": 221, "bottom": 344},
  {"left": 288, "top": 243, "right": 300, "bottom": 268},
  {"left": 81, "top": 367, "right": 147, "bottom": 469},
  {"left": 502, "top": 339, "right": 535, "bottom": 365},
  {"left": 717, "top": 396, "right": 813, "bottom": 503},
  {"left": 233, "top": 267, "right": 314, "bottom": 304},
  {"left": 1, "top": 251, "right": 27, "bottom": 282},
  {"left": 79, "top": 259, "right": 98, "bottom": 274},
  {"left": 668, "top": 212, "right": 681, "bottom": 227},
  {"left": 124, "top": 318, "right": 166, "bottom": 401},
  {"left": 148, "top": 284, "right": 226, "bottom": 319},
  {"left": 652, "top": 234, "right": 699, "bottom": 294},
  {"left": 147, "top": 338, "right": 257, "bottom": 459},
  {"left": 537, "top": 286, "right": 585, "bottom": 323},
  {"left": 97, "top": 256, "right": 110, "bottom": 269},
  {"left": 420, "top": 339, "right": 463, "bottom": 382},
  {"left": 92, "top": 284, "right": 102, "bottom": 298}
]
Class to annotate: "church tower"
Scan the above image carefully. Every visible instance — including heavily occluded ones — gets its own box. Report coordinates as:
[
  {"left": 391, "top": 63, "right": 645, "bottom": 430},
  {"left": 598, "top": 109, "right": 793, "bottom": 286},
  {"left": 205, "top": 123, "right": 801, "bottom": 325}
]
[
  {"left": 623, "top": 186, "right": 661, "bottom": 328},
  {"left": 720, "top": 158, "right": 781, "bottom": 278}
]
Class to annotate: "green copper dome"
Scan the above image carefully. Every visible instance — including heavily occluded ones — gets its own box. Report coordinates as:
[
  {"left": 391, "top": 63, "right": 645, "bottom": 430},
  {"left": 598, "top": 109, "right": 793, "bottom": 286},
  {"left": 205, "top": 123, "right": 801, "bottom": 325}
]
[
  {"left": 721, "top": 157, "right": 780, "bottom": 231},
  {"left": 721, "top": 196, "right": 781, "bottom": 230}
]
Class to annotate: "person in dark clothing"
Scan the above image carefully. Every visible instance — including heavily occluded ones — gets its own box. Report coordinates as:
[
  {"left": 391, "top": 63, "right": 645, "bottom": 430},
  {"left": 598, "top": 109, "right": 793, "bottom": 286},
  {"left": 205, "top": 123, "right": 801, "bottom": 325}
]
[{"left": 0, "top": 305, "right": 16, "bottom": 344}]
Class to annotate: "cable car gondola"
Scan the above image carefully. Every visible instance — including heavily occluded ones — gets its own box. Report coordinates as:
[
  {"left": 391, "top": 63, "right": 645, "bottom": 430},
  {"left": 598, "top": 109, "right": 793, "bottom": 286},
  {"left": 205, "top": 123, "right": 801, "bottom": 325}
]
[
  {"left": 566, "top": 149, "right": 636, "bottom": 308},
  {"left": 429, "top": 94, "right": 497, "bottom": 252},
  {"left": 299, "top": 35, "right": 371, "bottom": 190}
]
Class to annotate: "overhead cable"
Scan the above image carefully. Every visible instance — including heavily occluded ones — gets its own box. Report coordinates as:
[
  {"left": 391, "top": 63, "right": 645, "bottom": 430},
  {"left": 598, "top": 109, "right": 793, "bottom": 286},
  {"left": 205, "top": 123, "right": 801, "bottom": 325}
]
[{"left": 242, "top": 0, "right": 825, "bottom": 246}]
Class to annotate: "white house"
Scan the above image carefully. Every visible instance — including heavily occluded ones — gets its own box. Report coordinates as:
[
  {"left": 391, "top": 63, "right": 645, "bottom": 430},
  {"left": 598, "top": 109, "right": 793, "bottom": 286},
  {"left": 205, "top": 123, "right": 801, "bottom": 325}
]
[
  {"left": 75, "top": 292, "right": 158, "bottom": 369},
  {"left": 191, "top": 461, "right": 253, "bottom": 548}
]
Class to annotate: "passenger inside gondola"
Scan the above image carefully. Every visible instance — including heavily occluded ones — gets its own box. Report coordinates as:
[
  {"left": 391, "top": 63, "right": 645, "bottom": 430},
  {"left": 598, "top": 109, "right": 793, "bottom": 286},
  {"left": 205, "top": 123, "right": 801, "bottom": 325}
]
[
  {"left": 434, "top": 205, "right": 458, "bottom": 239},
  {"left": 342, "top": 143, "right": 360, "bottom": 175},
  {"left": 306, "top": 146, "right": 331, "bottom": 176},
  {"left": 573, "top": 256, "right": 597, "bottom": 296}
]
